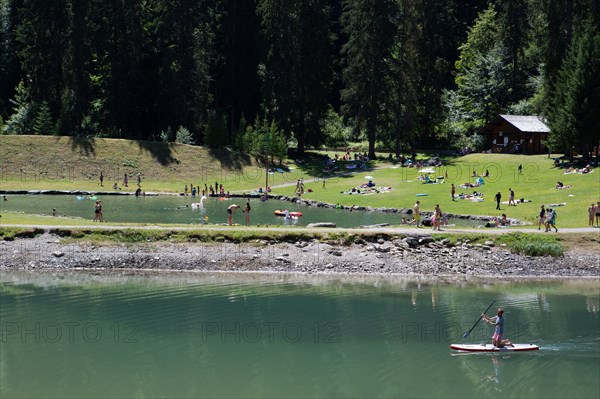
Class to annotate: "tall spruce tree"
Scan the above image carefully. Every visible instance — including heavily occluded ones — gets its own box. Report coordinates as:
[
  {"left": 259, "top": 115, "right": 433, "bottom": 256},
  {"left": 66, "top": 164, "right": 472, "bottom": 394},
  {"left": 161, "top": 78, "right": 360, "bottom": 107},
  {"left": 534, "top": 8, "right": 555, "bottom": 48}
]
[
  {"left": 546, "top": 19, "right": 600, "bottom": 156},
  {"left": 154, "top": 0, "right": 213, "bottom": 143},
  {"left": 63, "top": 0, "right": 93, "bottom": 134},
  {"left": 341, "top": 0, "right": 398, "bottom": 158},
  {"left": 0, "top": 0, "right": 21, "bottom": 117},
  {"left": 259, "top": 0, "right": 333, "bottom": 154},
  {"left": 211, "top": 0, "right": 261, "bottom": 140},
  {"left": 15, "top": 0, "right": 69, "bottom": 115},
  {"left": 388, "top": 0, "right": 420, "bottom": 155}
]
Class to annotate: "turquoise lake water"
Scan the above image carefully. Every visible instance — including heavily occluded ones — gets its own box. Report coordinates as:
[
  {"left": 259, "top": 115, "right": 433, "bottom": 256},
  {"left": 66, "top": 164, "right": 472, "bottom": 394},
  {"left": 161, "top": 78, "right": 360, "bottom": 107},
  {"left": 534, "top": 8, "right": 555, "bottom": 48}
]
[
  {"left": 0, "top": 194, "right": 484, "bottom": 228},
  {"left": 1, "top": 272, "right": 598, "bottom": 398}
]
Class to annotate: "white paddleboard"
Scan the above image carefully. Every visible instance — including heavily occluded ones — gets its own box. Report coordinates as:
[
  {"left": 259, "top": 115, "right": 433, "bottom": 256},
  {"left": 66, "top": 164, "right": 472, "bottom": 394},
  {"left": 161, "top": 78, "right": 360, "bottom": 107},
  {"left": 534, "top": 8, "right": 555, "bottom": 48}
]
[{"left": 450, "top": 343, "right": 539, "bottom": 352}]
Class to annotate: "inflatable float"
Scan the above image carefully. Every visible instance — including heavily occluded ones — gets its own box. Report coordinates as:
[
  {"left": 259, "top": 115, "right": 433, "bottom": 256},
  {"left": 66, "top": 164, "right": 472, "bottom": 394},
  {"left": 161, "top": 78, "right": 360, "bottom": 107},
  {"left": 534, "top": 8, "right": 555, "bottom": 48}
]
[{"left": 274, "top": 210, "right": 303, "bottom": 218}]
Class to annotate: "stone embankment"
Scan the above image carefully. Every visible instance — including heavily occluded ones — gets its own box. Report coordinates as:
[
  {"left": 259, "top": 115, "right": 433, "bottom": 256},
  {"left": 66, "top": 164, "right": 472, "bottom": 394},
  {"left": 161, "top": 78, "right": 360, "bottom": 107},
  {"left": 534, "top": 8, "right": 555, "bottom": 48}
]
[{"left": 1, "top": 232, "right": 596, "bottom": 277}]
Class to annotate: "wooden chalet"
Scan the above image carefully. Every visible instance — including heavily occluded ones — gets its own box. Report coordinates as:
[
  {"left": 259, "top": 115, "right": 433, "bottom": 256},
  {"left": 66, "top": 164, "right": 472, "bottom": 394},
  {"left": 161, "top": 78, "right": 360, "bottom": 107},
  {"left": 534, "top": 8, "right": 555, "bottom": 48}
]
[{"left": 481, "top": 115, "right": 550, "bottom": 154}]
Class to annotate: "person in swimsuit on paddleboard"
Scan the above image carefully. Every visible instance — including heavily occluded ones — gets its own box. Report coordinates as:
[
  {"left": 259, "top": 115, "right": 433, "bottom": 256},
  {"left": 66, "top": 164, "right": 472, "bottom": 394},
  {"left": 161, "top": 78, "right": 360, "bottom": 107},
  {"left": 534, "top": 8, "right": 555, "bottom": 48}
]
[{"left": 482, "top": 308, "right": 512, "bottom": 347}]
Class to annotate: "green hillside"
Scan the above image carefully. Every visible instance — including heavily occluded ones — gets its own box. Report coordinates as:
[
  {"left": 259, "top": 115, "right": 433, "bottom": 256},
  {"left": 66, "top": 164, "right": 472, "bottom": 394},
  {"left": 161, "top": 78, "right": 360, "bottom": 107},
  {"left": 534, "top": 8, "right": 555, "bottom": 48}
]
[{"left": 1, "top": 136, "right": 599, "bottom": 228}]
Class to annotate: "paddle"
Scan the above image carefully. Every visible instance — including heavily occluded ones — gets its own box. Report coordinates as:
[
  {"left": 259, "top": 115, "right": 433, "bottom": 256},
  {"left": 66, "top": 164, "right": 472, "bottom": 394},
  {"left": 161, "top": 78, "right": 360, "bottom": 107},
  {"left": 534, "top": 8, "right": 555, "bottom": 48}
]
[{"left": 462, "top": 301, "right": 495, "bottom": 339}]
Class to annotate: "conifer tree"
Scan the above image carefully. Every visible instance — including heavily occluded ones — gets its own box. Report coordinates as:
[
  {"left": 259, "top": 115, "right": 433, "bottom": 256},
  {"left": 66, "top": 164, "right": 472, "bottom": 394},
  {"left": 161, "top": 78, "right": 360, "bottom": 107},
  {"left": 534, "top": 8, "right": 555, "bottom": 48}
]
[{"left": 341, "top": 0, "right": 398, "bottom": 158}]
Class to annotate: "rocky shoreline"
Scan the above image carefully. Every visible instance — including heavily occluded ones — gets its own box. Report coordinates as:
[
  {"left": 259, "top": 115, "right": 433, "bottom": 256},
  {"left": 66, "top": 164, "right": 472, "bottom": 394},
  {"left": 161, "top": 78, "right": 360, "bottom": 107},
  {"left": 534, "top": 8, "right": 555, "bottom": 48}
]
[{"left": 1, "top": 232, "right": 597, "bottom": 278}]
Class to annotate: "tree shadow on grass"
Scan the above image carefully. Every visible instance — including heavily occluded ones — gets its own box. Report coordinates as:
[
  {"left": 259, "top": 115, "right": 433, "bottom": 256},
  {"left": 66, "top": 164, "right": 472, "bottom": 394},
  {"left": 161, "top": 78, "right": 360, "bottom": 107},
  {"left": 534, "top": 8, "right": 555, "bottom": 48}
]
[
  {"left": 206, "top": 147, "right": 252, "bottom": 172},
  {"left": 67, "top": 136, "right": 96, "bottom": 157},
  {"left": 136, "top": 140, "right": 177, "bottom": 166}
]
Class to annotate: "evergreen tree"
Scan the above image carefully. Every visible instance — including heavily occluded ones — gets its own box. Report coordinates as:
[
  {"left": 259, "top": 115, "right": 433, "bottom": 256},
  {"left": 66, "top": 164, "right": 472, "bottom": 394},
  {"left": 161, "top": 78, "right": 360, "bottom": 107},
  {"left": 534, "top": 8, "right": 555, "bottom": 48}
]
[
  {"left": 444, "top": 5, "right": 515, "bottom": 139},
  {"left": 341, "top": 0, "right": 398, "bottom": 158},
  {"left": 546, "top": 19, "right": 600, "bottom": 155},
  {"left": 15, "top": 0, "right": 69, "bottom": 115},
  {"left": 154, "top": 0, "right": 213, "bottom": 143},
  {"left": 211, "top": 0, "right": 261, "bottom": 139},
  {"left": 495, "top": 0, "right": 531, "bottom": 102},
  {"left": 388, "top": 0, "right": 420, "bottom": 155},
  {"left": 63, "top": 0, "right": 93, "bottom": 134},
  {"left": 2, "top": 80, "right": 34, "bottom": 135},
  {"left": 33, "top": 101, "right": 53, "bottom": 135},
  {"left": 204, "top": 111, "right": 229, "bottom": 148},
  {"left": 0, "top": 0, "right": 21, "bottom": 117},
  {"left": 539, "top": 0, "right": 595, "bottom": 112},
  {"left": 258, "top": 0, "right": 333, "bottom": 153}
]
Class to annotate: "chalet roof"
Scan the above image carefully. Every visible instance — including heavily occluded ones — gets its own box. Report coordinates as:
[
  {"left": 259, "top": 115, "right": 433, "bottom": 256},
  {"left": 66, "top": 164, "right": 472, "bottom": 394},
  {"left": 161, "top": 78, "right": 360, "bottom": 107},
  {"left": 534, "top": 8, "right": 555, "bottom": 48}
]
[{"left": 498, "top": 115, "right": 550, "bottom": 133}]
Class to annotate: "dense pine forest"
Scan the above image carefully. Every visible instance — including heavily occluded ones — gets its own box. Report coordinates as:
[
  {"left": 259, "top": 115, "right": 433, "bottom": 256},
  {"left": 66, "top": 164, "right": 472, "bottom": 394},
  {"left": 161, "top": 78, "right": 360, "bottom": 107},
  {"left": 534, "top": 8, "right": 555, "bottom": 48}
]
[{"left": 1, "top": 0, "right": 598, "bottom": 158}]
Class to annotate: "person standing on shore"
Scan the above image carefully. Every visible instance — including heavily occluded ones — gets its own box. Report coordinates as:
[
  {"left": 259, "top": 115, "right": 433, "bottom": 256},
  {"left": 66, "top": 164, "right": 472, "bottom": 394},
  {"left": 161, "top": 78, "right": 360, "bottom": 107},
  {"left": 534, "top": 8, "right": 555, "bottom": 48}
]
[
  {"left": 123, "top": 173, "right": 128, "bottom": 187},
  {"left": 538, "top": 205, "right": 546, "bottom": 230},
  {"left": 94, "top": 200, "right": 101, "bottom": 222},
  {"left": 243, "top": 200, "right": 251, "bottom": 226},
  {"left": 412, "top": 201, "right": 421, "bottom": 227},
  {"left": 99, "top": 171, "right": 104, "bottom": 187},
  {"left": 495, "top": 191, "right": 502, "bottom": 210},
  {"left": 451, "top": 184, "right": 456, "bottom": 201},
  {"left": 227, "top": 204, "right": 240, "bottom": 225},
  {"left": 432, "top": 204, "right": 442, "bottom": 231},
  {"left": 589, "top": 203, "right": 597, "bottom": 227},
  {"left": 137, "top": 172, "right": 142, "bottom": 187},
  {"left": 596, "top": 201, "right": 600, "bottom": 227}
]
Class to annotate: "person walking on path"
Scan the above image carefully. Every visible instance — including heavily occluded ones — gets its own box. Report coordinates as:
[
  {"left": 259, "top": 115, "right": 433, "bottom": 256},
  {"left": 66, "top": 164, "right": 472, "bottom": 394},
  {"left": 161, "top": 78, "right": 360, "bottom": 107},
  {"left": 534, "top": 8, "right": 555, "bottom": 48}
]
[
  {"left": 545, "top": 208, "right": 558, "bottom": 232},
  {"left": 508, "top": 188, "right": 516, "bottom": 206},
  {"left": 495, "top": 191, "right": 502, "bottom": 210},
  {"left": 538, "top": 205, "right": 546, "bottom": 230},
  {"left": 451, "top": 184, "right": 456, "bottom": 201}
]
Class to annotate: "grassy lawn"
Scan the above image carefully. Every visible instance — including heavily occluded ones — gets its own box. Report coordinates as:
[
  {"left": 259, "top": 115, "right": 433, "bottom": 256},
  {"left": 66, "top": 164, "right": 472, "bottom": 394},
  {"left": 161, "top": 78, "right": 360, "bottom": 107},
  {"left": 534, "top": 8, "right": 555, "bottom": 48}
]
[
  {"left": 291, "top": 152, "right": 599, "bottom": 228},
  {"left": 0, "top": 135, "right": 302, "bottom": 193},
  {"left": 1, "top": 136, "right": 599, "bottom": 228}
]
